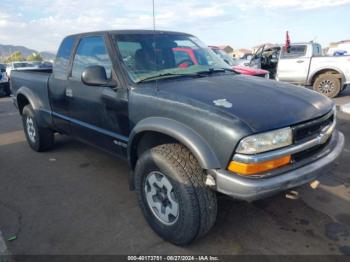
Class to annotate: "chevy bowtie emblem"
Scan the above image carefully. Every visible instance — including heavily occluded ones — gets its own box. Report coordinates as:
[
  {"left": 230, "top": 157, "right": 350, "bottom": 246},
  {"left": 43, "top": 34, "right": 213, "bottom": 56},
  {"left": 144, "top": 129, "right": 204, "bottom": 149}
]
[{"left": 213, "top": 99, "right": 232, "bottom": 108}]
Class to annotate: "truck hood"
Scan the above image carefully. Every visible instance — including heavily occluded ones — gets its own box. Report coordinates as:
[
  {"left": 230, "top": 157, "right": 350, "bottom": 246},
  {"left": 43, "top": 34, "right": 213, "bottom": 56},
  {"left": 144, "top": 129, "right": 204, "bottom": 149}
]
[{"left": 154, "top": 74, "right": 333, "bottom": 132}]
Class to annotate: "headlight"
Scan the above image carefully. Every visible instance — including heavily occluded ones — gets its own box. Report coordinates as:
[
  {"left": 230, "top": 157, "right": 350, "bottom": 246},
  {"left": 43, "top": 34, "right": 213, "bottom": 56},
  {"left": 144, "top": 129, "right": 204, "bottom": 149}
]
[
  {"left": 264, "top": 73, "right": 270, "bottom": 79},
  {"left": 236, "top": 127, "right": 292, "bottom": 154}
]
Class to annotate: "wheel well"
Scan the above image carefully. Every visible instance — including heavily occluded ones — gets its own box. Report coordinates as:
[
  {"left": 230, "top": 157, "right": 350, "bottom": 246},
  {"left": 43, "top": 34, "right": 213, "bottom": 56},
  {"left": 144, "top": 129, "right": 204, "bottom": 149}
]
[
  {"left": 17, "top": 94, "right": 30, "bottom": 115},
  {"left": 311, "top": 69, "right": 343, "bottom": 86},
  {"left": 130, "top": 131, "right": 179, "bottom": 170}
]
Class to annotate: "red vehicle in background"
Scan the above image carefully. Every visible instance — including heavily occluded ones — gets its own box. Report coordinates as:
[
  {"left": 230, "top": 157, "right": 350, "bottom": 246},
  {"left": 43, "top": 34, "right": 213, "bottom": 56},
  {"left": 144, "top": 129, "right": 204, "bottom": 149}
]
[{"left": 173, "top": 46, "right": 270, "bottom": 78}]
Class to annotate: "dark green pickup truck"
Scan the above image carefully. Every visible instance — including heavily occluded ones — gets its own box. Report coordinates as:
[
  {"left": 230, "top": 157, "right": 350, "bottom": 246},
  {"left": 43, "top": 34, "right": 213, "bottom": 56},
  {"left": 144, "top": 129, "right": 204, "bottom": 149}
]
[{"left": 10, "top": 30, "right": 344, "bottom": 245}]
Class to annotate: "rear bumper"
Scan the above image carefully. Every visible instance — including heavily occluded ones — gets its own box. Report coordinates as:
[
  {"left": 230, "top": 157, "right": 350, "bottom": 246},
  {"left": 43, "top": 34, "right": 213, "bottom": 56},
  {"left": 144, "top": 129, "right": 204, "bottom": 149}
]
[{"left": 210, "top": 130, "right": 344, "bottom": 201}]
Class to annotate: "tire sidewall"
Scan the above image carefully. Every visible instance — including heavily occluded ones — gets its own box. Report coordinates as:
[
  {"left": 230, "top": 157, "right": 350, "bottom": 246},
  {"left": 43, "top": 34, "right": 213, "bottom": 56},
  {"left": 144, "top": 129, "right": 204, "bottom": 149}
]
[
  {"left": 22, "top": 105, "right": 40, "bottom": 151},
  {"left": 313, "top": 75, "right": 340, "bottom": 98},
  {"left": 135, "top": 149, "right": 200, "bottom": 245}
]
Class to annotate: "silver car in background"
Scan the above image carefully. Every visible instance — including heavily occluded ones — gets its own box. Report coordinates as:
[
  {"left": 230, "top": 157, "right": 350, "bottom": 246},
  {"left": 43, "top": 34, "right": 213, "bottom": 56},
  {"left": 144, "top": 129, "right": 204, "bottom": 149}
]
[{"left": 6, "top": 61, "right": 39, "bottom": 79}]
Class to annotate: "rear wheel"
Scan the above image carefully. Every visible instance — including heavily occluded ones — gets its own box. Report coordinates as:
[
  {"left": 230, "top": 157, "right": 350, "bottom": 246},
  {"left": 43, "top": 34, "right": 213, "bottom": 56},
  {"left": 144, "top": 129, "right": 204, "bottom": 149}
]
[
  {"left": 313, "top": 73, "right": 341, "bottom": 98},
  {"left": 22, "top": 105, "right": 54, "bottom": 152},
  {"left": 134, "top": 143, "right": 217, "bottom": 245}
]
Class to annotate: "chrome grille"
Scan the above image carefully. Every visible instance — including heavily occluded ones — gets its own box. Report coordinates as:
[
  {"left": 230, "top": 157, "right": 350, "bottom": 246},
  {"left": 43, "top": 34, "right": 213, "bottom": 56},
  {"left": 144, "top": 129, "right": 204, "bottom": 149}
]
[{"left": 292, "top": 111, "right": 334, "bottom": 144}]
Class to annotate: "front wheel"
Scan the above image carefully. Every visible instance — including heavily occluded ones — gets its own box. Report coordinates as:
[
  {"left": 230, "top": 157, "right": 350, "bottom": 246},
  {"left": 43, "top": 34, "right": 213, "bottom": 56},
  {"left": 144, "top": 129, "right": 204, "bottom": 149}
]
[
  {"left": 313, "top": 74, "right": 341, "bottom": 98},
  {"left": 22, "top": 105, "right": 54, "bottom": 152},
  {"left": 134, "top": 144, "right": 217, "bottom": 245}
]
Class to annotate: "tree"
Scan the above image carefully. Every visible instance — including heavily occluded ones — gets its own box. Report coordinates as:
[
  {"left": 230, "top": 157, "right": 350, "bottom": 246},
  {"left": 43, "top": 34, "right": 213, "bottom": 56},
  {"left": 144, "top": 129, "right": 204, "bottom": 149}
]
[
  {"left": 5, "top": 51, "right": 25, "bottom": 63},
  {"left": 27, "top": 53, "right": 43, "bottom": 62}
]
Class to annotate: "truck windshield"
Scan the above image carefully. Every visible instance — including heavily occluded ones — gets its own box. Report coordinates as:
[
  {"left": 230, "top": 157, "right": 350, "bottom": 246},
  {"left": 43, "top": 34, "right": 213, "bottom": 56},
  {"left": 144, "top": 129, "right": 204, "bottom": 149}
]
[{"left": 112, "top": 33, "right": 232, "bottom": 83}]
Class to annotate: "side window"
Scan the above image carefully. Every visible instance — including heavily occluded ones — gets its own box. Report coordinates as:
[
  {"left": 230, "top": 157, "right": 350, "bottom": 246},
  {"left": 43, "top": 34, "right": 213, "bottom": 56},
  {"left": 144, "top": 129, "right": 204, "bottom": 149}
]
[
  {"left": 281, "top": 45, "right": 307, "bottom": 59},
  {"left": 71, "top": 36, "right": 112, "bottom": 80},
  {"left": 54, "top": 36, "right": 75, "bottom": 79}
]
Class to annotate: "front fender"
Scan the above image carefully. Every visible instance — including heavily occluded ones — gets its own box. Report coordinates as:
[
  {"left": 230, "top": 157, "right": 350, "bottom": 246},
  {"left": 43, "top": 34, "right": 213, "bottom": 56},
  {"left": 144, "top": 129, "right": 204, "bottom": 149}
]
[{"left": 128, "top": 117, "right": 221, "bottom": 170}]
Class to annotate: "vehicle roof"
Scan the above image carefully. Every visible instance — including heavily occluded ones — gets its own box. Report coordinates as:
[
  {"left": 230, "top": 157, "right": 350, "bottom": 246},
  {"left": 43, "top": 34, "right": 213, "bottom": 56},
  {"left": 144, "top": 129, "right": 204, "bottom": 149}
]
[
  {"left": 66, "top": 29, "right": 193, "bottom": 38},
  {"left": 274, "top": 42, "right": 320, "bottom": 46},
  {"left": 290, "top": 42, "right": 320, "bottom": 45}
]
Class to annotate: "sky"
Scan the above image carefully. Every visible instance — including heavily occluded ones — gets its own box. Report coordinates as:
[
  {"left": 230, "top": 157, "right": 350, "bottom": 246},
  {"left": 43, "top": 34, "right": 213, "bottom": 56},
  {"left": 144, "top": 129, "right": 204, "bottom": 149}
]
[{"left": 0, "top": 0, "right": 349, "bottom": 52}]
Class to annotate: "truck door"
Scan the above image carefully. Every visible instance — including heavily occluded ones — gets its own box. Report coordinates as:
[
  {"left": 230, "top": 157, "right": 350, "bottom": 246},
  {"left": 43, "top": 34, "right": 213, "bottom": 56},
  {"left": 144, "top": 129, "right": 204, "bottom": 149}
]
[
  {"left": 66, "top": 34, "right": 128, "bottom": 156},
  {"left": 276, "top": 44, "right": 310, "bottom": 84},
  {"left": 49, "top": 35, "right": 76, "bottom": 134},
  {"left": 249, "top": 45, "right": 264, "bottom": 69}
]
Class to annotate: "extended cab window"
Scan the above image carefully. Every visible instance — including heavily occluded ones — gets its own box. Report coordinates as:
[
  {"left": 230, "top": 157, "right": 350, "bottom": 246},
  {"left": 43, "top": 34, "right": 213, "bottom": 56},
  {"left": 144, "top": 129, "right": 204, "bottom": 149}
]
[
  {"left": 71, "top": 36, "right": 112, "bottom": 80},
  {"left": 280, "top": 45, "right": 307, "bottom": 59},
  {"left": 54, "top": 36, "right": 75, "bottom": 79}
]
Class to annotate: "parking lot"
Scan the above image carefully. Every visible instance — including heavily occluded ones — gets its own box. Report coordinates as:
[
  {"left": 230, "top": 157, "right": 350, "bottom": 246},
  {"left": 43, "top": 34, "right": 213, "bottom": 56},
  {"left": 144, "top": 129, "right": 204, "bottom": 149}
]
[{"left": 1, "top": 90, "right": 350, "bottom": 255}]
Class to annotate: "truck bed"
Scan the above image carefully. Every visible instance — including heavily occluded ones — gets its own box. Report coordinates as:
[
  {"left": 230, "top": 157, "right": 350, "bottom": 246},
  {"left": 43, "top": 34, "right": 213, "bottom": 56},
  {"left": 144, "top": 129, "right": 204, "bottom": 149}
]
[{"left": 10, "top": 69, "right": 53, "bottom": 113}]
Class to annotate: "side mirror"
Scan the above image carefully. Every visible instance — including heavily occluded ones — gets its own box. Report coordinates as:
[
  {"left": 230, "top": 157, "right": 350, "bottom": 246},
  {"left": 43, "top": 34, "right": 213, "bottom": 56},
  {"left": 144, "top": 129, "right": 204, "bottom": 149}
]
[{"left": 81, "top": 65, "right": 116, "bottom": 87}]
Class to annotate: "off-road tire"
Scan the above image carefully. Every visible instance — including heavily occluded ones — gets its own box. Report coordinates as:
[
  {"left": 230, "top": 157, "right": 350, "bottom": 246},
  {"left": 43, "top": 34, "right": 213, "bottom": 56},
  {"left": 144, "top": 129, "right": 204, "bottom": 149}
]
[
  {"left": 22, "top": 104, "right": 54, "bottom": 152},
  {"left": 313, "top": 73, "right": 341, "bottom": 98},
  {"left": 134, "top": 143, "right": 217, "bottom": 245},
  {"left": 341, "top": 84, "right": 348, "bottom": 93}
]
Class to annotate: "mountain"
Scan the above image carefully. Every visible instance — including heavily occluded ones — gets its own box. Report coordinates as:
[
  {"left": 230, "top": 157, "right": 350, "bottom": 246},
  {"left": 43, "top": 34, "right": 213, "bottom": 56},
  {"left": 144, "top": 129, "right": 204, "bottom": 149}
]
[
  {"left": 0, "top": 44, "right": 56, "bottom": 61},
  {"left": 39, "top": 51, "right": 56, "bottom": 61}
]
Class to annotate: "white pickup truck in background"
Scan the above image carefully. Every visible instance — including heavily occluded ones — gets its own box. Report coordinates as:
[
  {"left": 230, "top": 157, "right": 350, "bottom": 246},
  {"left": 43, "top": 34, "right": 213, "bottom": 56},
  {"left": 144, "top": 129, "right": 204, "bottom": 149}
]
[{"left": 250, "top": 42, "right": 350, "bottom": 98}]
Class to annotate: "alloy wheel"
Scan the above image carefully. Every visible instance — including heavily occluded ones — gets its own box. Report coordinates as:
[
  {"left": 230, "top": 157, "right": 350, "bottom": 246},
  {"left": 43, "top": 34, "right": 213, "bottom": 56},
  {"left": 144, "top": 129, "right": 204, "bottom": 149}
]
[{"left": 144, "top": 171, "right": 179, "bottom": 225}]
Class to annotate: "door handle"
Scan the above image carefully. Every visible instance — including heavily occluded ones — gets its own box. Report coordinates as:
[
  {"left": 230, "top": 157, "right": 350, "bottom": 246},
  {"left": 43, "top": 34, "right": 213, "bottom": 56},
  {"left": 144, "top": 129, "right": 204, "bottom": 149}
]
[
  {"left": 65, "top": 88, "right": 73, "bottom": 97},
  {"left": 101, "top": 87, "right": 124, "bottom": 110},
  {"left": 297, "top": 60, "right": 304, "bottom": 63}
]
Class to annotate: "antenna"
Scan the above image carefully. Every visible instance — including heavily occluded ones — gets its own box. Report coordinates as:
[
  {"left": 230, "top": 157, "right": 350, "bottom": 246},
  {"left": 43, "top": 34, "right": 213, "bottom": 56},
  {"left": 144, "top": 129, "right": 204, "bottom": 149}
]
[
  {"left": 152, "top": 0, "right": 156, "bottom": 31},
  {"left": 152, "top": 0, "right": 159, "bottom": 91}
]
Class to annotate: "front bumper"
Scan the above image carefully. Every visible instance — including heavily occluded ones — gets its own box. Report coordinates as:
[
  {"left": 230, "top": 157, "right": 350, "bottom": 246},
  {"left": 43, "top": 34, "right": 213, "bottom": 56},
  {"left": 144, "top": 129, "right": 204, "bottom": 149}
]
[{"left": 210, "top": 130, "right": 344, "bottom": 201}]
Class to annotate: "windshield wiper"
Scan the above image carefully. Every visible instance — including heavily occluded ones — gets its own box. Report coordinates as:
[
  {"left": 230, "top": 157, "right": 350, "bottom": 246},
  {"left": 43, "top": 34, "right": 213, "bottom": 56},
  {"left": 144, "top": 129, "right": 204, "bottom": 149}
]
[
  {"left": 137, "top": 73, "right": 197, "bottom": 83},
  {"left": 194, "top": 68, "right": 233, "bottom": 76},
  {"left": 137, "top": 68, "right": 234, "bottom": 83}
]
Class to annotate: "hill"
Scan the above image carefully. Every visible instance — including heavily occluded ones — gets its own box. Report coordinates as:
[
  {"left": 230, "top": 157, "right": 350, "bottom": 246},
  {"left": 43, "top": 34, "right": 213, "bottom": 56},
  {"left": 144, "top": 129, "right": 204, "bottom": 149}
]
[{"left": 0, "top": 44, "right": 56, "bottom": 61}]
